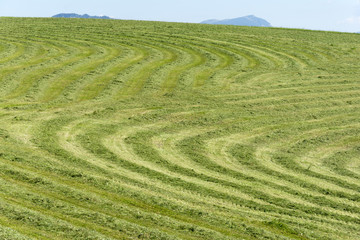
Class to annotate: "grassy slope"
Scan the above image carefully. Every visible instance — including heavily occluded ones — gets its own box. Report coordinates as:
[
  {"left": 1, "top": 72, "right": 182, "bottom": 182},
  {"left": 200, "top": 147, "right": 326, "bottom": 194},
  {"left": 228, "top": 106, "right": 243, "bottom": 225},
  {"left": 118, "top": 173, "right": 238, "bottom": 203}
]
[{"left": 0, "top": 17, "right": 359, "bottom": 240}]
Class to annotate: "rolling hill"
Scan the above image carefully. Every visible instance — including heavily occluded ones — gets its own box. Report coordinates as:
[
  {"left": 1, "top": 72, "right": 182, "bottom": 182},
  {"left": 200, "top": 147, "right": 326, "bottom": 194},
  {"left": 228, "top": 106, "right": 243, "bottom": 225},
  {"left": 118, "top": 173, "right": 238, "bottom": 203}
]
[
  {"left": 201, "top": 15, "right": 271, "bottom": 27},
  {"left": 0, "top": 17, "right": 359, "bottom": 240}
]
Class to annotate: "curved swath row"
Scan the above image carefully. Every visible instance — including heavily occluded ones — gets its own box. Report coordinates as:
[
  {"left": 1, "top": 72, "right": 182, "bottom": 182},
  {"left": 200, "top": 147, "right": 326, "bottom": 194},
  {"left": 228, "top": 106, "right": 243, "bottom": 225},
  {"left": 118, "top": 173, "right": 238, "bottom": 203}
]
[{"left": 0, "top": 17, "right": 359, "bottom": 240}]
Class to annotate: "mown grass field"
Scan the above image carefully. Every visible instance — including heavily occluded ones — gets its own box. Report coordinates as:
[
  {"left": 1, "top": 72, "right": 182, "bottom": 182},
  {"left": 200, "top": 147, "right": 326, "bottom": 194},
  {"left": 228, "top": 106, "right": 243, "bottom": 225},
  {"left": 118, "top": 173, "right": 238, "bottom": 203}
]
[{"left": 0, "top": 17, "right": 359, "bottom": 239}]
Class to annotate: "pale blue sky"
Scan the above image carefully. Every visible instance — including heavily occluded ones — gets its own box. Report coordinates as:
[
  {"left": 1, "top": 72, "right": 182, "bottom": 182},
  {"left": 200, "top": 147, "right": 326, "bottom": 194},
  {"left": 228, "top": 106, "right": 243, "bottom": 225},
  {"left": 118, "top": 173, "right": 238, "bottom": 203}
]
[{"left": 1, "top": 0, "right": 360, "bottom": 32}]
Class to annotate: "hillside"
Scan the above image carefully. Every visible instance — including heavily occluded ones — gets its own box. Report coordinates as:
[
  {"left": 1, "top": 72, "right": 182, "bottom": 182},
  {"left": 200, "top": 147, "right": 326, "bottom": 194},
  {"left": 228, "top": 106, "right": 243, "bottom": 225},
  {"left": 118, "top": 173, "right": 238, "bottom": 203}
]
[
  {"left": 201, "top": 15, "right": 271, "bottom": 27},
  {"left": 0, "top": 17, "right": 359, "bottom": 240}
]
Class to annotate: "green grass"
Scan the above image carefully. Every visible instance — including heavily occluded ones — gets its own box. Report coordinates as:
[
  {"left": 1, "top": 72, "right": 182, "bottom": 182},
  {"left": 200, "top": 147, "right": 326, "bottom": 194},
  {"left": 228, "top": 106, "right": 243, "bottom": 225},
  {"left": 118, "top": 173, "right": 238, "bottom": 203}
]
[{"left": 0, "top": 17, "right": 359, "bottom": 239}]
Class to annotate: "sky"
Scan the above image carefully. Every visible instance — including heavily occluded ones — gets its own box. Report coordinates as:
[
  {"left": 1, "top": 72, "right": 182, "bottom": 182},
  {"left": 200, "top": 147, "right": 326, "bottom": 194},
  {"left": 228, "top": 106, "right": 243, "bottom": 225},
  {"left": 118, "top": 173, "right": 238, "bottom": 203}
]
[{"left": 1, "top": 0, "right": 360, "bottom": 32}]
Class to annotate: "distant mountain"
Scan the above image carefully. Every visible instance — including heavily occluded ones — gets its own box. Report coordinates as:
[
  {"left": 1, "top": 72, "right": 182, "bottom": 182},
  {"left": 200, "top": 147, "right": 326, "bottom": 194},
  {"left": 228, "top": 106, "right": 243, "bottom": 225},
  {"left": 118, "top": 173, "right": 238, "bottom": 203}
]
[
  {"left": 201, "top": 15, "right": 271, "bottom": 27},
  {"left": 52, "top": 13, "right": 112, "bottom": 19}
]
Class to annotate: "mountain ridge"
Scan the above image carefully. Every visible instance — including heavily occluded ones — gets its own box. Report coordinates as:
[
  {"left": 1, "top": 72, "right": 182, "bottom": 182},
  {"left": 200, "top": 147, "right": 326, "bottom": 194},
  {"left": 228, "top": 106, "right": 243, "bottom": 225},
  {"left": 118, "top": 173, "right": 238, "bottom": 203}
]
[
  {"left": 52, "top": 13, "right": 112, "bottom": 19},
  {"left": 201, "top": 15, "right": 271, "bottom": 27}
]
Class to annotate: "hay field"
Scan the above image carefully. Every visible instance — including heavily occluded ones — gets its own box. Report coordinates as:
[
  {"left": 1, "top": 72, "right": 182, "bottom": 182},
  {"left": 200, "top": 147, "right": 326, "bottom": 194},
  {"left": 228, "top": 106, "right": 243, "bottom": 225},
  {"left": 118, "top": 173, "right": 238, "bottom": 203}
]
[{"left": 0, "top": 17, "right": 359, "bottom": 239}]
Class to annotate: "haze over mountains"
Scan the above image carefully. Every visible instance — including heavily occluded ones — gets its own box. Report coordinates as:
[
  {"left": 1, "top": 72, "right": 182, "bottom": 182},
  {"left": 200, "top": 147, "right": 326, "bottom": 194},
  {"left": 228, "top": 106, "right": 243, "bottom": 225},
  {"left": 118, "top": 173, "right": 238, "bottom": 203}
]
[
  {"left": 52, "top": 13, "right": 271, "bottom": 28},
  {"left": 52, "top": 13, "right": 112, "bottom": 19},
  {"left": 201, "top": 15, "right": 271, "bottom": 27}
]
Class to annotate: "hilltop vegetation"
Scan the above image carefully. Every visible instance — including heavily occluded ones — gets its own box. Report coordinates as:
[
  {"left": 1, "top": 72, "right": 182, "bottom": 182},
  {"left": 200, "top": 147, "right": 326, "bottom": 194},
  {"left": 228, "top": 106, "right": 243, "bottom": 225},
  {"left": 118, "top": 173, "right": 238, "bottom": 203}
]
[{"left": 0, "top": 17, "right": 359, "bottom": 239}]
